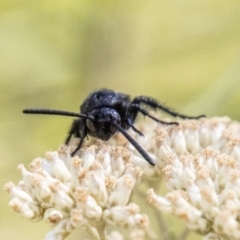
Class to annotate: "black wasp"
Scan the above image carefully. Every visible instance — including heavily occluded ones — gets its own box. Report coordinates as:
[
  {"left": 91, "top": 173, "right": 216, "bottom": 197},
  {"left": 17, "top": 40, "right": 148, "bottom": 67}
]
[{"left": 23, "top": 89, "right": 205, "bottom": 166}]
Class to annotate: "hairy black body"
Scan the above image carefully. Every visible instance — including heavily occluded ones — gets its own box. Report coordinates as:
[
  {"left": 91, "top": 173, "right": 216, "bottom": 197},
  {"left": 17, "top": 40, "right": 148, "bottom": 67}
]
[{"left": 23, "top": 89, "right": 205, "bottom": 166}]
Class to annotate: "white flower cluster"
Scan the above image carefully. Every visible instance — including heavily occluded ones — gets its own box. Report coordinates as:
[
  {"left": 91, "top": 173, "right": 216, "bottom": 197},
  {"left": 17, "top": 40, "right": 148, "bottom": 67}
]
[
  {"left": 146, "top": 117, "right": 240, "bottom": 240},
  {"left": 4, "top": 143, "right": 148, "bottom": 240},
  {"left": 5, "top": 116, "right": 240, "bottom": 240}
]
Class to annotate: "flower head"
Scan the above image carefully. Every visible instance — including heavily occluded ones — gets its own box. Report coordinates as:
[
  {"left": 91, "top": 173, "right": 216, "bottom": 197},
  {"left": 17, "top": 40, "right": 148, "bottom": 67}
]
[
  {"left": 4, "top": 143, "right": 147, "bottom": 239},
  {"left": 5, "top": 116, "right": 240, "bottom": 240},
  {"left": 147, "top": 117, "right": 240, "bottom": 239}
]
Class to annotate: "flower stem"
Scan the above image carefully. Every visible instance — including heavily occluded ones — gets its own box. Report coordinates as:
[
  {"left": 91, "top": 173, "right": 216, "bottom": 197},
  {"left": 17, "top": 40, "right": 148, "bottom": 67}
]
[{"left": 95, "top": 221, "right": 107, "bottom": 240}]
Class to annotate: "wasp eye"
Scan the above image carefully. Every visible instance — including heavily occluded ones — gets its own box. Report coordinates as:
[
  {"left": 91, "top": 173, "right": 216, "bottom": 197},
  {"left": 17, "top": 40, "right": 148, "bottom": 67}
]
[
  {"left": 95, "top": 94, "right": 101, "bottom": 100},
  {"left": 86, "top": 119, "right": 95, "bottom": 133}
]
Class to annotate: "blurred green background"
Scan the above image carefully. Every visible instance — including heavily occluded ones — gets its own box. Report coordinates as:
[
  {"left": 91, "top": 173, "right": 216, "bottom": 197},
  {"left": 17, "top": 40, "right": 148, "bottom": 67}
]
[{"left": 1, "top": 1, "right": 240, "bottom": 239}]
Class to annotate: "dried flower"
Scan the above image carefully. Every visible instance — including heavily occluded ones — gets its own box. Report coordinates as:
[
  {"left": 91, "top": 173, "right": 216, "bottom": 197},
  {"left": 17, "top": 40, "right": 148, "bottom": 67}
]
[{"left": 4, "top": 116, "right": 240, "bottom": 240}]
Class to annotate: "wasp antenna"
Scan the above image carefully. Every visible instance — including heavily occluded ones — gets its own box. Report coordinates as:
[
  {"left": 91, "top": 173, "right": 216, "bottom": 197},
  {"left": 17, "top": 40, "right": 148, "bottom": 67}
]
[
  {"left": 112, "top": 121, "right": 155, "bottom": 166},
  {"left": 23, "top": 109, "right": 94, "bottom": 120}
]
